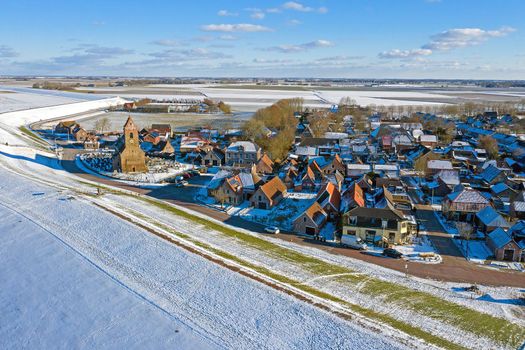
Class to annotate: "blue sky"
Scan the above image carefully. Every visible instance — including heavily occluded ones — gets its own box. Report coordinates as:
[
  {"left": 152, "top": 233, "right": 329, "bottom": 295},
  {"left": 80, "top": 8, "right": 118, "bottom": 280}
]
[{"left": 0, "top": 0, "right": 524, "bottom": 79}]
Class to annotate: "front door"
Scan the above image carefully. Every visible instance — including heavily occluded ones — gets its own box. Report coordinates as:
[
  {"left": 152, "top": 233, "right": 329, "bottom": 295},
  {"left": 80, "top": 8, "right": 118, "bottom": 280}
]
[
  {"left": 503, "top": 249, "right": 514, "bottom": 261},
  {"left": 305, "top": 227, "right": 316, "bottom": 235},
  {"left": 365, "top": 230, "right": 375, "bottom": 244},
  {"left": 259, "top": 202, "right": 267, "bottom": 210}
]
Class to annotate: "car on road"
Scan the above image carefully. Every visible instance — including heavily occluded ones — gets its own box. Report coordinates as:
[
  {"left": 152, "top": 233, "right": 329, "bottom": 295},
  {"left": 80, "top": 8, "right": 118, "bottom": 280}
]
[
  {"left": 382, "top": 248, "right": 403, "bottom": 259},
  {"left": 264, "top": 226, "right": 280, "bottom": 234},
  {"left": 340, "top": 235, "right": 367, "bottom": 250},
  {"left": 183, "top": 173, "right": 192, "bottom": 179},
  {"left": 174, "top": 180, "right": 188, "bottom": 188},
  {"left": 189, "top": 170, "right": 200, "bottom": 176}
]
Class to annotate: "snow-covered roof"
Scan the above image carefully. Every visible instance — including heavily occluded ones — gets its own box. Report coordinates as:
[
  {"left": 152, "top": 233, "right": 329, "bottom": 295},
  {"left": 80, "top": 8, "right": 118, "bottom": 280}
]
[
  {"left": 295, "top": 146, "right": 317, "bottom": 156},
  {"left": 447, "top": 188, "right": 489, "bottom": 204},
  {"left": 420, "top": 135, "right": 437, "bottom": 143},
  {"left": 227, "top": 141, "right": 259, "bottom": 153},
  {"left": 436, "top": 170, "right": 459, "bottom": 186},
  {"left": 428, "top": 160, "right": 453, "bottom": 170}
]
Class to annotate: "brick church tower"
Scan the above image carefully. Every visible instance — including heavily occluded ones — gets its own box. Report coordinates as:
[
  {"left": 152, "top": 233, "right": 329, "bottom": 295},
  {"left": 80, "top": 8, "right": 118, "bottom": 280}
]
[{"left": 112, "top": 116, "right": 147, "bottom": 173}]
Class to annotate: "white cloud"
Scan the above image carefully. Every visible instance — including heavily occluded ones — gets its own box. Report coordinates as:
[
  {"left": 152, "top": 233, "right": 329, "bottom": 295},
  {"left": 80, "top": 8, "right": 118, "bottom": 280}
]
[
  {"left": 219, "top": 35, "right": 238, "bottom": 41},
  {"left": 379, "top": 48, "right": 432, "bottom": 59},
  {"left": 201, "top": 23, "right": 272, "bottom": 32},
  {"left": 288, "top": 19, "right": 301, "bottom": 26},
  {"left": 265, "top": 39, "right": 334, "bottom": 53},
  {"left": 151, "top": 39, "right": 179, "bottom": 47},
  {"left": 251, "top": 12, "right": 265, "bottom": 19},
  {"left": 266, "top": 8, "right": 281, "bottom": 13},
  {"left": 422, "top": 26, "right": 516, "bottom": 51},
  {"left": 217, "top": 10, "right": 237, "bottom": 17},
  {"left": 282, "top": 1, "right": 327, "bottom": 13}
]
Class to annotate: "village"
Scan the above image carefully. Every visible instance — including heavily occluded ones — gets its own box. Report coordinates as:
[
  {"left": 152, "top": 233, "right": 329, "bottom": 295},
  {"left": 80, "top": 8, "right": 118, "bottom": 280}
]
[{"left": 38, "top": 96, "right": 525, "bottom": 273}]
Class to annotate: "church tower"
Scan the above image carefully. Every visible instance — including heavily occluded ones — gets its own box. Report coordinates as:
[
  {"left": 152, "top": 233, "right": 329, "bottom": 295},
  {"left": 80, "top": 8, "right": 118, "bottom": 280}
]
[{"left": 112, "top": 116, "right": 147, "bottom": 173}]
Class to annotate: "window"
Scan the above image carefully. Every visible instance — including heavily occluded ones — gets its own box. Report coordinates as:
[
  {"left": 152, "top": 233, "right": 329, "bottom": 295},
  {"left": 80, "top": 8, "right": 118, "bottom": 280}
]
[{"left": 129, "top": 132, "right": 134, "bottom": 139}]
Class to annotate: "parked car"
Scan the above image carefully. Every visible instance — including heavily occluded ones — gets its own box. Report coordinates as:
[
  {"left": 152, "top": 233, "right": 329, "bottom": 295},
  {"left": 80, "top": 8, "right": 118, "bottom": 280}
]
[
  {"left": 183, "top": 173, "right": 192, "bottom": 179},
  {"left": 190, "top": 170, "right": 200, "bottom": 176},
  {"left": 175, "top": 180, "right": 188, "bottom": 188},
  {"left": 264, "top": 226, "right": 280, "bottom": 234},
  {"left": 382, "top": 248, "right": 403, "bottom": 259},
  {"left": 340, "top": 235, "right": 367, "bottom": 250}
]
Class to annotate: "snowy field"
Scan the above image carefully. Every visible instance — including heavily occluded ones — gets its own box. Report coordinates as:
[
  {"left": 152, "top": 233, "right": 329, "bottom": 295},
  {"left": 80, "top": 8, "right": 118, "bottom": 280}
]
[{"left": 0, "top": 165, "right": 405, "bottom": 350}]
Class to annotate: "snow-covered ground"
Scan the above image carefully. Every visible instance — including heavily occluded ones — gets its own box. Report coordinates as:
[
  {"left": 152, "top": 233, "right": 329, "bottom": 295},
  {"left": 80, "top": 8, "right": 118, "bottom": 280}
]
[
  {"left": 237, "top": 192, "right": 317, "bottom": 230},
  {"left": 79, "top": 153, "right": 194, "bottom": 184},
  {"left": 0, "top": 164, "right": 406, "bottom": 350},
  {"left": 366, "top": 235, "right": 442, "bottom": 264},
  {"left": 0, "top": 90, "right": 523, "bottom": 349}
]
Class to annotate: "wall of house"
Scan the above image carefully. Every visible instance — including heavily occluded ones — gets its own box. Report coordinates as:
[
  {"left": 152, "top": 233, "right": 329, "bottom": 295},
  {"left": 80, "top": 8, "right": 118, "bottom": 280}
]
[
  {"left": 293, "top": 215, "right": 319, "bottom": 235},
  {"left": 342, "top": 221, "right": 409, "bottom": 245},
  {"left": 494, "top": 242, "right": 522, "bottom": 262}
]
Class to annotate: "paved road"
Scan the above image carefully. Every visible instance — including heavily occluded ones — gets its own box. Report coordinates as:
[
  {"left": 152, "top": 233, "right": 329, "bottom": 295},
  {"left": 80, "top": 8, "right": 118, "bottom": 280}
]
[{"left": 61, "top": 150, "right": 525, "bottom": 287}]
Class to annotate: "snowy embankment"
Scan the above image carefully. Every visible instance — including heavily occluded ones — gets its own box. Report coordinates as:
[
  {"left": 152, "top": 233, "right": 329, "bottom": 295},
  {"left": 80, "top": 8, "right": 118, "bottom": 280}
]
[
  {"left": 0, "top": 165, "right": 405, "bottom": 350},
  {"left": 0, "top": 94, "right": 128, "bottom": 145},
  {"left": 98, "top": 191, "right": 525, "bottom": 350}
]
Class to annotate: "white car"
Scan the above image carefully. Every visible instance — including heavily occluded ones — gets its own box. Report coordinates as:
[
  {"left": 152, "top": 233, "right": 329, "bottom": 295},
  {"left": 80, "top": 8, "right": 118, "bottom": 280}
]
[
  {"left": 341, "top": 235, "right": 368, "bottom": 250},
  {"left": 264, "top": 226, "right": 280, "bottom": 234}
]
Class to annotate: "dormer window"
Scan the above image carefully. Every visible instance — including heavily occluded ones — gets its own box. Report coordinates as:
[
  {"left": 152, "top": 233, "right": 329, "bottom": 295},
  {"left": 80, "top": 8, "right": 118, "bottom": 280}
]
[{"left": 129, "top": 133, "right": 134, "bottom": 139}]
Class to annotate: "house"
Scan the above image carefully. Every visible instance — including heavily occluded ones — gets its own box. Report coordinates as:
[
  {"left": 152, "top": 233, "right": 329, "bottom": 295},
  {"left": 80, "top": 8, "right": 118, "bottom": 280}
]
[
  {"left": 341, "top": 182, "right": 365, "bottom": 212},
  {"left": 180, "top": 135, "right": 209, "bottom": 154},
  {"left": 342, "top": 206, "right": 414, "bottom": 246},
  {"left": 427, "top": 160, "right": 453, "bottom": 176},
  {"left": 487, "top": 228, "right": 524, "bottom": 262},
  {"left": 298, "top": 138, "right": 341, "bottom": 156},
  {"left": 475, "top": 206, "right": 511, "bottom": 234},
  {"left": 250, "top": 176, "right": 287, "bottom": 209},
  {"left": 480, "top": 164, "right": 507, "bottom": 185},
  {"left": 293, "top": 201, "right": 328, "bottom": 235},
  {"left": 436, "top": 170, "right": 460, "bottom": 189},
  {"left": 72, "top": 126, "right": 88, "bottom": 142},
  {"left": 510, "top": 200, "right": 525, "bottom": 220},
  {"left": 112, "top": 116, "right": 148, "bottom": 173},
  {"left": 202, "top": 147, "right": 225, "bottom": 167},
  {"left": 420, "top": 134, "right": 438, "bottom": 148},
  {"left": 213, "top": 175, "right": 244, "bottom": 205},
  {"left": 316, "top": 182, "right": 341, "bottom": 219},
  {"left": 255, "top": 153, "right": 274, "bottom": 174},
  {"left": 225, "top": 141, "right": 261, "bottom": 166},
  {"left": 151, "top": 124, "right": 172, "bottom": 136},
  {"left": 54, "top": 120, "right": 79, "bottom": 135},
  {"left": 320, "top": 154, "right": 345, "bottom": 175},
  {"left": 383, "top": 185, "right": 413, "bottom": 211},
  {"left": 442, "top": 186, "right": 490, "bottom": 222}
]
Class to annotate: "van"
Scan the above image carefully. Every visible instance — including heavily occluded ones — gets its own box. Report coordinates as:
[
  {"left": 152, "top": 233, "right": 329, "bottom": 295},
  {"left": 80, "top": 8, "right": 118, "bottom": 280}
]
[{"left": 341, "top": 235, "right": 367, "bottom": 250}]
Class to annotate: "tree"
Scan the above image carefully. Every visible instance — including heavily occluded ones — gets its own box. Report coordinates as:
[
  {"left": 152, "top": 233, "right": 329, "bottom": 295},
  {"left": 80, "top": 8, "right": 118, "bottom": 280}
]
[
  {"left": 456, "top": 222, "right": 473, "bottom": 260},
  {"left": 95, "top": 117, "right": 111, "bottom": 133},
  {"left": 218, "top": 101, "right": 232, "bottom": 114},
  {"left": 478, "top": 135, "right": 499, "bottom": 159}
]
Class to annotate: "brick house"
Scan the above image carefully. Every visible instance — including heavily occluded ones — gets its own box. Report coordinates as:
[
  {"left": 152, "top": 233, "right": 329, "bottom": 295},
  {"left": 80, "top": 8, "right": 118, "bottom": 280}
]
[
  {"left": 487, "top": 228, "right": 524, "bottom": 261},
  {"left": 442, "top": 186, "right": 490, "bottom": 222},
  {"left": 342, "top": 206, "right": 414, "bottom": 246},
  {"left": 225, "top": 141, "right": 261, "bottom": 166},
  {"left": 250, "top": 176, "right": 287, "bottom": 209},
  {"left": 255, "top": 153, "right": 274, "bottom": 174},
  {"left": 293, "top": 201, "right": 328, "bottom": 235}
]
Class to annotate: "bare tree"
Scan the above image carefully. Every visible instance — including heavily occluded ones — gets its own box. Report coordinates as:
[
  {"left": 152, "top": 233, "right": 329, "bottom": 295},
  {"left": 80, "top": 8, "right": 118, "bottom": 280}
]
[
  {"left": 95, "top": 117, "right": 111, "bottom": 133},
  {"left": 456, "top": 222, "right": 473, "bottom": 259}
]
